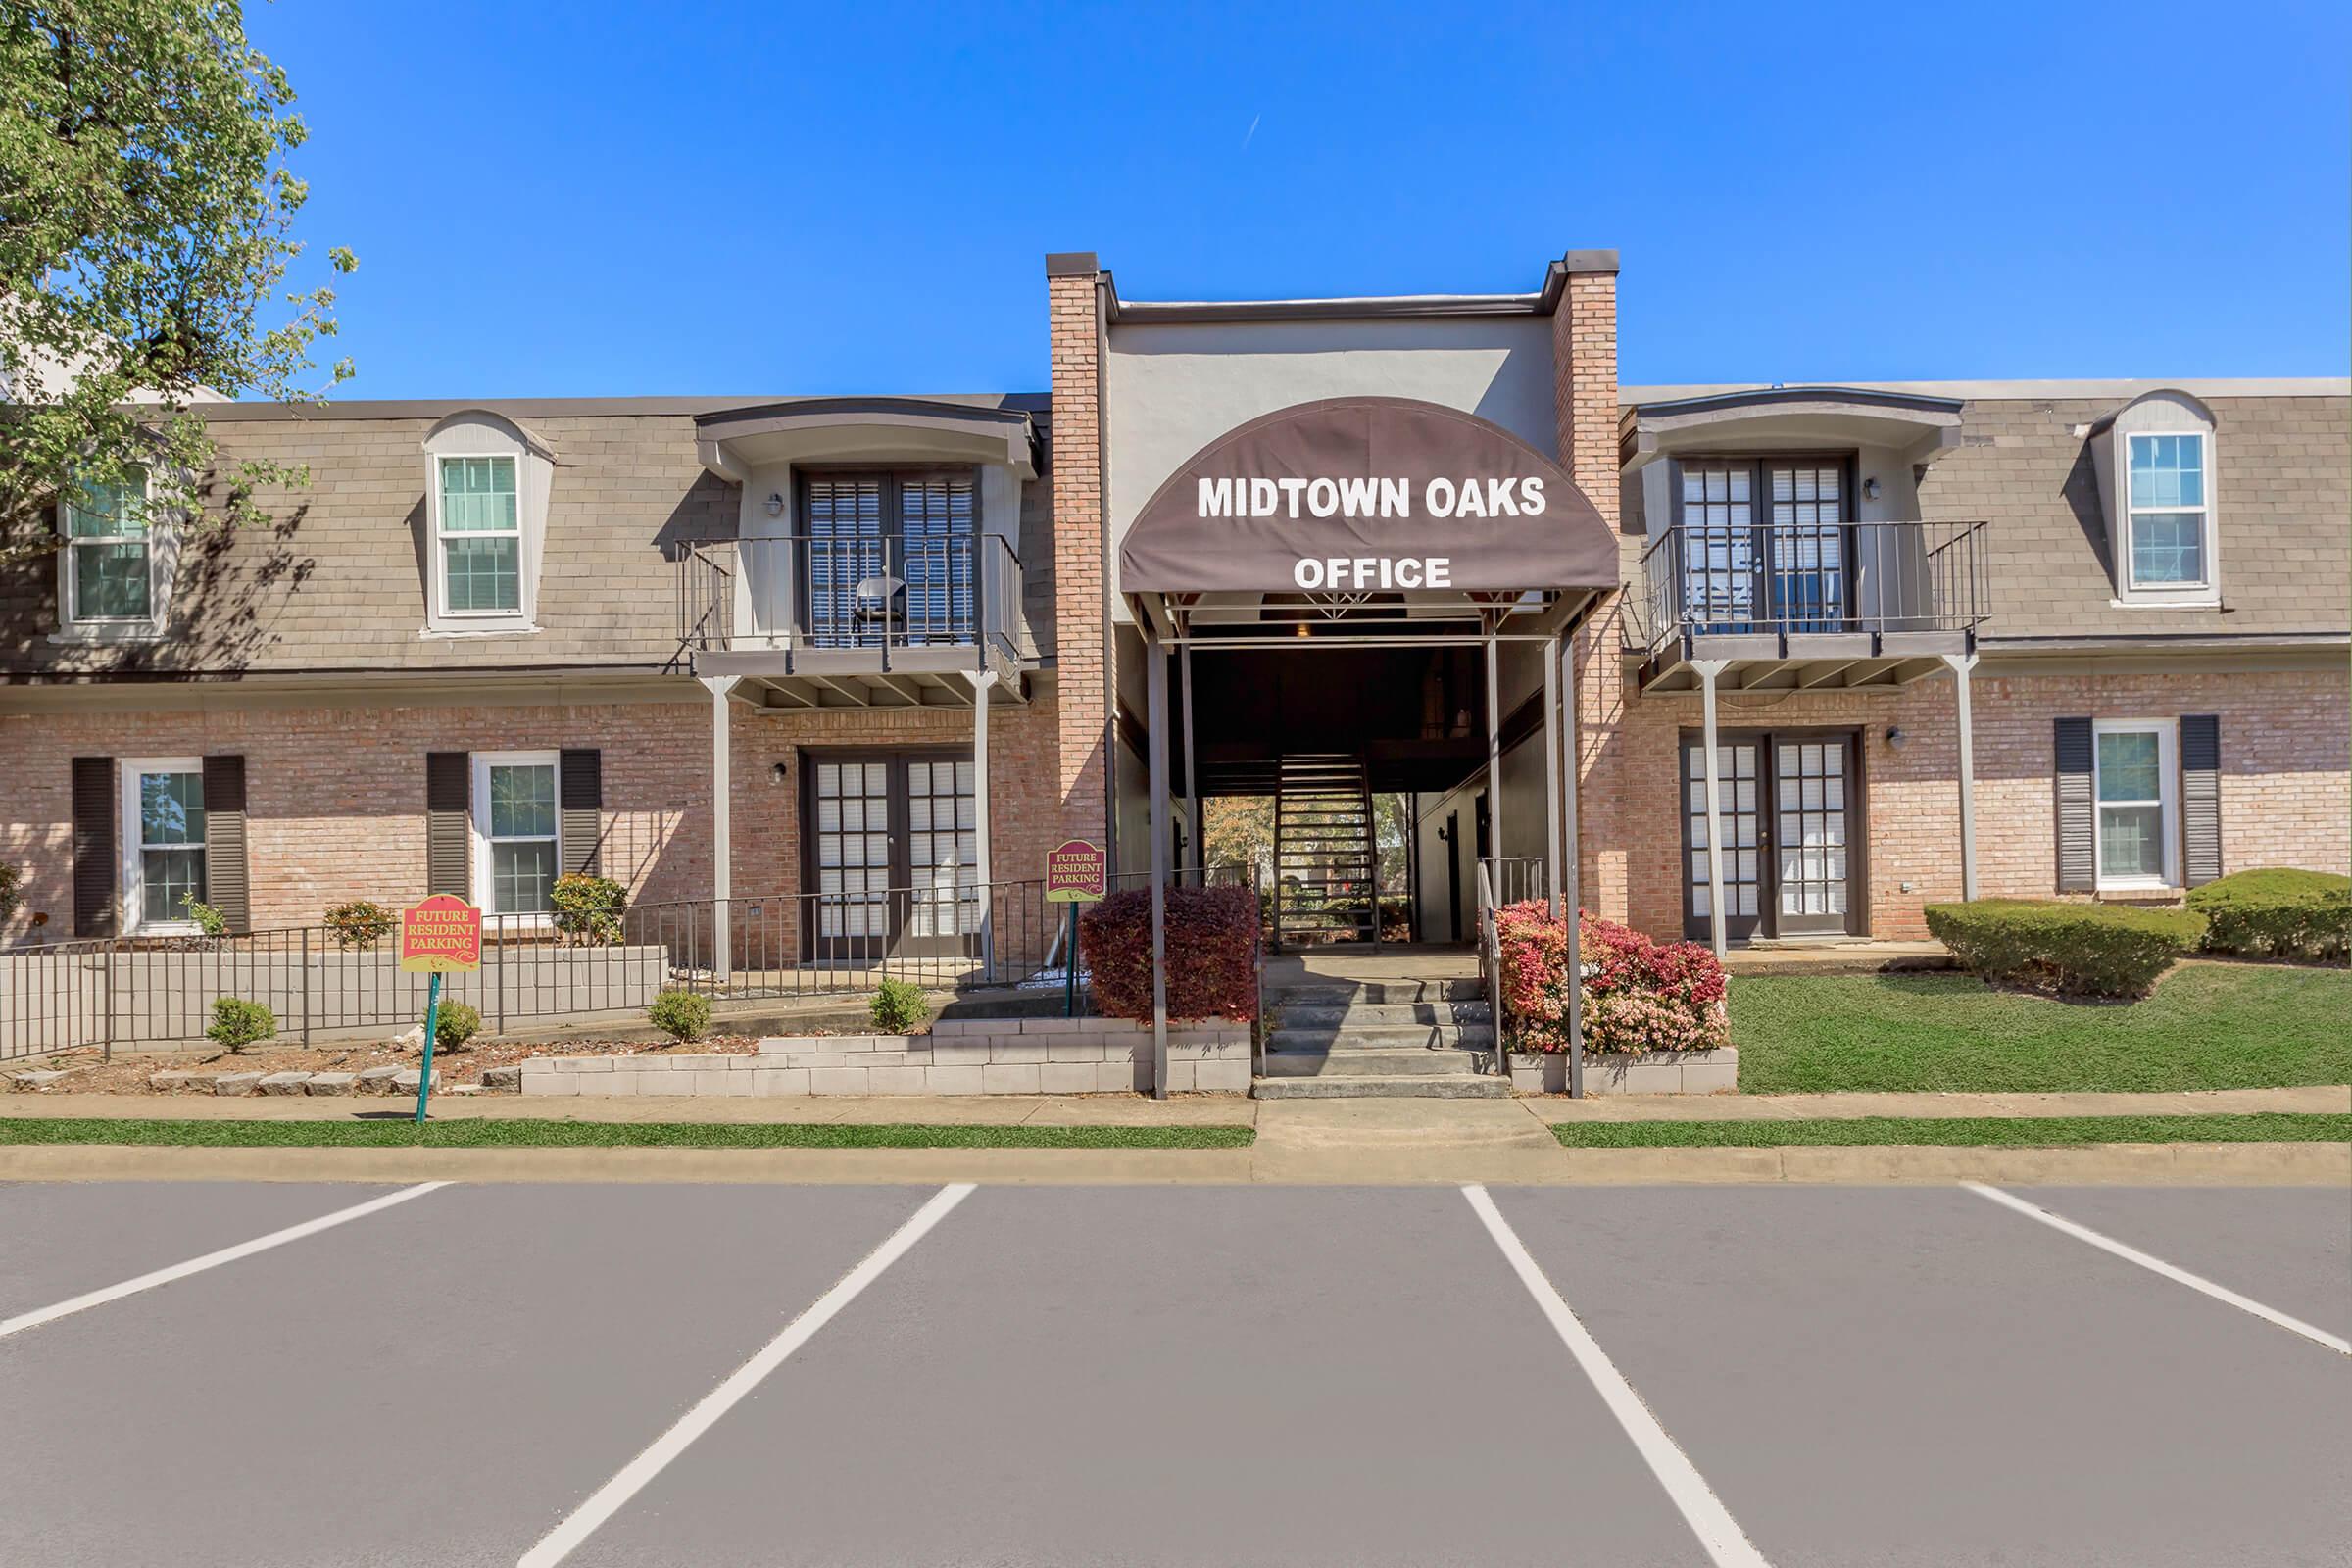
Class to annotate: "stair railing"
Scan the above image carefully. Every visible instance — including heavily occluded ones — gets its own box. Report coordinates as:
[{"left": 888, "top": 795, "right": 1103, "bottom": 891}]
[{"left": 1474, "top": 859, "right": 1506, "bottom": 1074}]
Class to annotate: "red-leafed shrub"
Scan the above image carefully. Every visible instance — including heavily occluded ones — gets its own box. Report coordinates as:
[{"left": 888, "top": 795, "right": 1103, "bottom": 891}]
[
  {"left": 1494, "top": 901, "right": 1728, "bottom": 1055},
  {"left": 1080, "top": 885, "right": 1259, "bottom": 1022}
]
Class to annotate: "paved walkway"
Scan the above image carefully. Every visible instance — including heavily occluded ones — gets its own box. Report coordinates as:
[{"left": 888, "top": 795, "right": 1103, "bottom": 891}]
[{"left": 3, "top": 1086, "right": 2343, "bottom": 1188}]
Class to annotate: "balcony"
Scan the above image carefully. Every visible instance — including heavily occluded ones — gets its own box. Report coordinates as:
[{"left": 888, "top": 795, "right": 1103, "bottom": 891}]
[
  {"left": 677, "top": 534, "right": 1025, "bottom": 707},
  {"left": 1631, "top": 519, "right": 1988, "bottom": 691}
]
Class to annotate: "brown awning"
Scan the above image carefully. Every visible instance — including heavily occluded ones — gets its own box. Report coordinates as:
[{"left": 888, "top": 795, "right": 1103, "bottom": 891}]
[{"left": 1119, "top": 396, "right": 1619, "bottom": 595}]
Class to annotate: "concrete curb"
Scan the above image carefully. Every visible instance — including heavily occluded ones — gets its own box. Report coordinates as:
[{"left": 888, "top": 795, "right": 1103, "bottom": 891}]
[{"left": 0, "top": 1140, "right": 2341, "bottom": 1188}]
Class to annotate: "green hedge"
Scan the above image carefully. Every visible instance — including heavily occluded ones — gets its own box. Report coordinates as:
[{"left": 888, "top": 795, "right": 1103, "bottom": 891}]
[
  {"left": 2186, "top": 868, "right": 2351, "bottom": 963},
  {"left": 1925, "top": 899, "right": 2204, "bottom": 998}
]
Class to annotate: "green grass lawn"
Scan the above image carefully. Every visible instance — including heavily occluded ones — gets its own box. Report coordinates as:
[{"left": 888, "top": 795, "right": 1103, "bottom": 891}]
[
  {"left": 1730, "top": 963, "right": 2352, "bottom": 1095},
  {"left": 1553, "top": 1113, "right": 2352, "bottom": 1149},
  {"left": 0, "top": 1118, "right": 1256, "bottom": 1151}
]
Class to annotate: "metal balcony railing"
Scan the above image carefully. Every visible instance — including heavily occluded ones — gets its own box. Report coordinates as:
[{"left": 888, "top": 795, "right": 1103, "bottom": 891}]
[
  {"left": 1630, "top": 519, "right": 1989, "bottom": 655},
  {"left": 678, "top": 534, "right": 1023, "bottom": 665}
]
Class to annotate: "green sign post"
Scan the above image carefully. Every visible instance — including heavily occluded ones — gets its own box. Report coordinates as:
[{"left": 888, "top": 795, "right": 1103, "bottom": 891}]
[
  {"left": 1044, "top": 840, "right": 1106, "bottom": 1018},
  {"left": 399, "top": 896, "right": 483, "bottom": 1124}
]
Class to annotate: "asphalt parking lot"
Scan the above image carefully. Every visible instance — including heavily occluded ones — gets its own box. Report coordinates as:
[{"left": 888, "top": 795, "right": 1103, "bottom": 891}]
[{"left": 1, "top": 1180, "right": 2344, "bottom": 1567}]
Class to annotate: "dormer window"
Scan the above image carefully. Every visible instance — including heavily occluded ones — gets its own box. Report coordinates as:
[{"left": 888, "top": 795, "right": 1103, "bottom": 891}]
[
  {"left": 437, "top": 455, "right": 522, "bottom": 614},
  {"left": 61, "top": 469, "right": 155, "bottom": 627},
  {"left": 2086, "top": 389, "right": 2220, "bottom": 608},
  {"left": 2125, "top": 433, "right": 2209, "bottom": 590},
  {"left": 420, "top": 411, "right": 553, "bottom": 635}
]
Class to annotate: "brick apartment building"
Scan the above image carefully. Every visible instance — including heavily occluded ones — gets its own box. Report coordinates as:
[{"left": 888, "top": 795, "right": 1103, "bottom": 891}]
[{"left": 2, "top": 249, "right": 2346, "bottom": 981}]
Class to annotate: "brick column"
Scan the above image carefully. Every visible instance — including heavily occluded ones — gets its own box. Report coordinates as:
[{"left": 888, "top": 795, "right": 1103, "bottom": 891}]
[
  {"left": 1549, "top": 254, "right": 1632, "bottom": 922},
  {"left": 1047, "top": 252, "right": 1110, "bottom": 850}
]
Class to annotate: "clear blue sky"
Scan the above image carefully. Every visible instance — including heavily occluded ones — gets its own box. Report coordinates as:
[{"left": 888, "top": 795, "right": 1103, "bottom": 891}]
[{"left": 261, "top": 0, "right": 2350, "bottom": 399}]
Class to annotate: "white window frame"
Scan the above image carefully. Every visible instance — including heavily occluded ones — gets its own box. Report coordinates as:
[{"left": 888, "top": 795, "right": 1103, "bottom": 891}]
[
  {"left": 118, "top": 756, "right": 206, "bottom": 936},
  {"left": 58, "top": 468, "right": 172, "bottom": 640},
  {"left": 431, "top": 452, "right": 526, "bottom": 622},
  {"left": 2121, "top": 430, "right": 2214, "bottom": 596},
  {"left": 469, "top": 750, "right": 563, "bottom": 924},
  {"left": 2090, "top": 718, "right": 2178, "bottom": 892}
]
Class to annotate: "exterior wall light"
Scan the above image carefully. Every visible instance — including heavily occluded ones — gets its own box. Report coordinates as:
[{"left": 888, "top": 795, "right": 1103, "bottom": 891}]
[
  {"left": 764, "top": 492, "right": 785, "bottom": 517},
  {"left": 1886, "top": 725, "right": 1908, "bottom": 752},
  {"left": 1863, "top": 476, "right": 1881, "bottom": 501}
]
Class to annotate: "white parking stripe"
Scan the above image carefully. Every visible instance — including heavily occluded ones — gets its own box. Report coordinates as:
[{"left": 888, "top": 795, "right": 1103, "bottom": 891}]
[
  {"left": 1967, "top": 1183, "right": 2351, "bottom": 1356},
  {"left": 1463, "top": 1185, "right": 1771, "bottom": 1568},
  {"left": 517, "top": 1181, "right": 975, "bottom": 1568},
  {"left": 0, "top": 1182, "right": 453, "bottom": 1342}
]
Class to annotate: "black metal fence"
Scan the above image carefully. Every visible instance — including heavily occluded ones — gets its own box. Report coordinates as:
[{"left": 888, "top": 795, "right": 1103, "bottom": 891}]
[{"left": 3, "top": 864, "right": 1257, "bottom": 1061}]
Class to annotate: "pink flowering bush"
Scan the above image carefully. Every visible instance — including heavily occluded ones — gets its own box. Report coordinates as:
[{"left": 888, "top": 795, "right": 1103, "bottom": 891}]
[{"left": 1493, "top": 900, "right": 1728, "bottom": 1055}]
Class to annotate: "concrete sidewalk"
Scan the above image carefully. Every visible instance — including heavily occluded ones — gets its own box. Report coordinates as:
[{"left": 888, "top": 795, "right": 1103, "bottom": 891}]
[
  {"left": 4, "top": 1083, "right": 2342, "bottom": 1125},
  {"left": 2, "top": 1085, "right": 2344, "bottom": 1187}
]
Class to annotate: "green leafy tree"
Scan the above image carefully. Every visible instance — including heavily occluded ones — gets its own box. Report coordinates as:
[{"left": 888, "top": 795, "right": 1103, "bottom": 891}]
[{"left": 0, "top": 1, "right": 355, "bottom": 563}]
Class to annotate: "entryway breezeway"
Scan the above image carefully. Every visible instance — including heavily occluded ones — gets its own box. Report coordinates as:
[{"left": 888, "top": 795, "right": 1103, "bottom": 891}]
[{"left": 1119, "top": 396, "right": 1622, "bottom": 1098}]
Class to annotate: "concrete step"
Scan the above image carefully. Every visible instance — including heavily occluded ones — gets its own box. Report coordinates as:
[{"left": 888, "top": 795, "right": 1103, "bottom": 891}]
[
  {"left": 1269, "top": 1023, "right": 1495, "bottom": 1050},
  {"left": 1277, "top": 1001, "right": 1490, "bottom": 1026},
  {"left": 1259, "top": 1048, "right": 1484, "bottom": 1078},
  {"left": 1251, "top": 1073, "right": 1510, "bottom": 1100},
  {"left": 1268, "top": 978, "right": 1484, "bottom": 1005}
]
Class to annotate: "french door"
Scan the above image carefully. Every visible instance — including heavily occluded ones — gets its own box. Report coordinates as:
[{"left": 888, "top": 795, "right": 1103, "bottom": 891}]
[
  {"left": 805, "top": 749, "right": 977, "bottom": 961},
  {"left": 1675, "top": 458, "right": 1853, "bottom": 633},
  {"left": 801, "top": 470, "right": 978, "bottom": 649},
  {"left": 1682, "top": 730, "right": 1860, "bottom": 940}
]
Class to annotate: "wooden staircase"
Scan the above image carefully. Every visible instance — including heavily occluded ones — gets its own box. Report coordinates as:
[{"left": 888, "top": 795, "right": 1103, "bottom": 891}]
[{"left": 1273, "top": 753, "right": 1377, "bottom": 949}]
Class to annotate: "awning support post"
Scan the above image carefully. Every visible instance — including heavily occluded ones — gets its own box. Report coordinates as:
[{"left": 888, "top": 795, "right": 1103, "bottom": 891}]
[
  {"left": 699, "top": 675, "right": 740, "bottom": 984},
  {"left": 972, "top": 667, "right": 996, "bottom": 980},
  {"left": 1943, "top": 651, "right": 1981, "bottom": 902},
  {"left": 1544, "top": 631, "right": 1563, "bottom": 918},
  {"left": 1145, "top": 617, "right": 1173, "bottom": 1100},
  {"left": 1556, "top": 633, "right": 1584, "bottom": 1098},
  {"left": 1484, "top": 616, "right": 1503, "bottom": 897},
  {"left": 1180, "top": 637, "right": 1199, "bottom": 883},
  {"left": 1692, "top": 658, "right": 1731, "bottom": 961}
]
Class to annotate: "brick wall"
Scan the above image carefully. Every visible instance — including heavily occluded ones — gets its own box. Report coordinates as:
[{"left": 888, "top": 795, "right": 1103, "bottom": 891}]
[
  {"left": 0, "top": 690, "right": 1062, "bottom": 942},
  {"left": 1047, "top": 256, "right": 1109, "bottom": 849},
  {"left": 1549, "top": 261, "right": 1632, "bottom": 917},
  {"left": 1592, "top": 666, "right": 2350, "bottom": 942}
]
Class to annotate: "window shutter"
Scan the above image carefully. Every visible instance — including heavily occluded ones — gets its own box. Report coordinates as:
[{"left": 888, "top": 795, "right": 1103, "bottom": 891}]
[
  {"left": 559, "top": 749, "right": 603, "bottom": 876},
  {"left": 201, "top": 755, "right": 251, "bottom": 934},
  {"left": 72, "top": 757, "right": 116, "bottom": 938},
  {"left": 2180, "top": 715, "right": 2222, "bottom": 888},
  {"left": 425, "top": 752, "right": 470, "bottom": 898},
  {"left": 2053, "top": 717, "right": 2094, "bottom": 893}
]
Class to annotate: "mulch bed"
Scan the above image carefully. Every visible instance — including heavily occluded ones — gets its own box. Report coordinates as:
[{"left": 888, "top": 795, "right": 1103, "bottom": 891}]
[{"left": 11, "top": 1033, "right": 767, "bottom": 1094}]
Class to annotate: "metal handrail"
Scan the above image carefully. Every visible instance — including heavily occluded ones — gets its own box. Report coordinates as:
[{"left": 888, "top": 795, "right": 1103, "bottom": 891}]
[
  {"left": 1632, "top": 518, "right": 1989, "bottom": 655},
  {"left": 1473, "top": 860, "right": 1504, "bottom": 1074},
  {"left": 677, "top": 534, "right": 1024, "bottom": 661}
]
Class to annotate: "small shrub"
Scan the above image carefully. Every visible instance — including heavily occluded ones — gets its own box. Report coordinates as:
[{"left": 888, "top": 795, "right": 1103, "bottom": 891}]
[
  {"left": 649, "top": 987, "right": 712, "bottom": 1042},
  {"left": 869, "top": 976, "right": 931, "bottom": 1034},
  {"left": 2187, "top": 868, "right": 2352, "bottom": 963},
  {"left": 206, "top": 996, "right": 276, "bottom": 1053},
  {"left": 1080, "top": 885, "right": 1260, "bottom": 1023},
  {"left": 1926, "top": 899, "right": 2204, "bottom": 999},
  {"left": 1495, "top": 902, "right": 1728, "bottom": 1054},
  {"left": 180, "top": 894, "right": 228, "bottom": 938},
  {"left": 0, "top": 862, "right": 21, "bottom": 921},
  {"left": 433, "top": 1000, "right": 482, "bottom": 1051},
  {"left": 324, "top": 899, "right": 397, "bottom": 950},
  {"left": 551, "top": 873, "right": 626, "bottom": 946}
]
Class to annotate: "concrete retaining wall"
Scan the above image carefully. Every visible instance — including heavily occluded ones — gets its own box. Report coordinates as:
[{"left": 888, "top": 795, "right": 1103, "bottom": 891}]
[
  {"left": 1507, "top": 1048, "right": 1737, "bottom": 1095},
  {"left": 518, "top": 1016, "right": 1254, "bottom": 1097}
]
